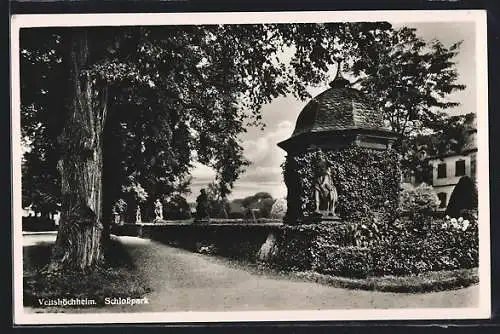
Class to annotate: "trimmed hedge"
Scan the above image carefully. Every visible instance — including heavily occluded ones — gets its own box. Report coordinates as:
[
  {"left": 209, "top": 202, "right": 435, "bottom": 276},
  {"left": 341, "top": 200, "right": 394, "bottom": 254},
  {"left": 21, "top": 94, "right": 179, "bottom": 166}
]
[
  {"left": 267, "top": 214, "right": 479, "bottom": 278},
  {"left": 312, "top": 245, "right": 372, "bottom": 279},
  {"left": 147, "top": 224, "right": 276, "bottom": 263},
  {"left": 268, "top": 225, "right": 315, "bottom": 271}
]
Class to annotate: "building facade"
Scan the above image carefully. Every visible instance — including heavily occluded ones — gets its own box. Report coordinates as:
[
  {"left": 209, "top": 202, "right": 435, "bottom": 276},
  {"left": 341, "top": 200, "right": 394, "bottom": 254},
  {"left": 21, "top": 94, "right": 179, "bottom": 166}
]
[{"left": 429, "top": 114, "right": 477, "bottom": 210}]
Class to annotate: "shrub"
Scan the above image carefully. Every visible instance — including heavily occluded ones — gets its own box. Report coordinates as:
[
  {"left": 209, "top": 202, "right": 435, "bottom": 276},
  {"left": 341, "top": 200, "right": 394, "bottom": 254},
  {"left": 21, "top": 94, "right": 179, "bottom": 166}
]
[
  {"left": 269, "top": 225, "right": 317, "bottom": 271},
  {"left": 228, "top": 211, "right": 245, "bottom": 219},
  {"left": 312, "top": 245, "right": 372, "bottom": 278},
  {"left": 446, "top": 176, "right": 478, "bottom": 218},
  {"left": 399, "top": 182, "right": 440, "bottom": 233},
  {"left": 209, "top": 199, "right": 230, "bottom": 218},
  {"left": 163, "top": 195, "right": 192, "bottom": 219},
  {"left": 399, "top": 182, "right": 440, "bottom": 213},
  {"left": 267, "top": 212, "right": 479, "bottom": 278}
]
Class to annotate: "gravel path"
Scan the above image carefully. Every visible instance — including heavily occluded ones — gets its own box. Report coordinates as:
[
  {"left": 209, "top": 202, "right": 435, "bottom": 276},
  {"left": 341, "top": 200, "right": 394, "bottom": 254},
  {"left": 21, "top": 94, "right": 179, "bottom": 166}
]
[{"left": 23, "top": 233, "right": 479, "bottom": 313}]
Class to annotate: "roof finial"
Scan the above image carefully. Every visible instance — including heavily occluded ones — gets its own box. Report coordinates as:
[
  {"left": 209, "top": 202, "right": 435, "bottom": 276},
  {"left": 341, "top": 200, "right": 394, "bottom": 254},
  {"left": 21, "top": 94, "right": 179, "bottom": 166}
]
[{"left": 329, "top": 60, "right": 350, "bottom": 89}]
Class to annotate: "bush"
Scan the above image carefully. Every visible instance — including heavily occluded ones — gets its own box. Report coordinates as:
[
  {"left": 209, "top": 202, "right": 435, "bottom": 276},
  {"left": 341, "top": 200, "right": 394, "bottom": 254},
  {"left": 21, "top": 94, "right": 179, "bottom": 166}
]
[
  {"left": 269, "top": 225, "right": 316, "bottom": 271},
  {"left": 267, "top": 212, "right": 479, "bottom": 278},
  {"left": 228, "top": 211, "right": 245, "bottom": 219},
  {"left": 164, "top": 195, "right": 192, "bottom": 219},
  {"left": 399, "top": 182, "right": 440, "bottom": 233},
  {"left": 399, "top": 183, "right": 440, "bottom": 213},
  {"left": 312, "top": 245, "right": 372, "bottom": 278},
  {"left": 446, "top": 176, "right": 478, "bottom": 218}
]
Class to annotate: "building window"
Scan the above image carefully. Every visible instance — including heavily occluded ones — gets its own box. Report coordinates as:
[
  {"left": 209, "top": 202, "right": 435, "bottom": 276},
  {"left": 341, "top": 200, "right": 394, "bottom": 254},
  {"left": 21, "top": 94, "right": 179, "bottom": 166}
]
[
  {"left": 455, "top": 159, "right": 466, "bottom": 176},
  {"left": 437, "top": 192, "right": 447, "bottom": 208},
  {"left": 437, "top": 163, "right": 447, "bottom": 179}
]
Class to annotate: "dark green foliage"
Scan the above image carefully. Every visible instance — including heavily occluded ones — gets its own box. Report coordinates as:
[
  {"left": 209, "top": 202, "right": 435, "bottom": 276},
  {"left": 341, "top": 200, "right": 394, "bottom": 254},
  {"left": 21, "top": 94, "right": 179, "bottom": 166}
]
[
  {"left": 148, "top": 224, "right": 272, "bottom": 263},
  {"left": 269, "top": 225, "right": 316, "bottom": 271},
  {"left": 163, "top": 195, "right": 192, "bottom": 220},
  {"left": 268, "top": 213, "right": 478, "bottom": 278},
  {"left": 344, "top": 26, "right": 466, "bottom": 179},
  {"left": 298, "top": 268, "right": 478, "bottom": 293},
  {"left": 312, "top": 246, "right": 372, "bottom": 279},
  {"left": 206, "top": 182, "right": 230, "bottom": 218},
  {"left": 284, "top": 146, "right": 401, "bottom": 221},
  {"left": 348, "top": 27, "right": 465, "bottom": 140},
  {"left": 195, "top": 189, "right": 210, "bottom": 220},
  {"left": 446, "top": 176, "right": 478, "bottom": 218},
  {"left": 21, "top": 23, "right": 465, "bottom": 223},
  {"left": 241, "top": 192, "right": 276, "bottom": 219},
  {"left": 372, "top": 217, "right": 478, "bottom": 275},
  {"left": 399, "top": 183, "right": 440, "bottom": 233}
]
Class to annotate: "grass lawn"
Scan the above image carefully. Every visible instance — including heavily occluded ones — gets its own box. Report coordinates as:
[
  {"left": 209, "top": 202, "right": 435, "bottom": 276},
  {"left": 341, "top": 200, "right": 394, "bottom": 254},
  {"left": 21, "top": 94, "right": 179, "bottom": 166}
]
[
  {"left": 293, "top": 268, "right": 479, "bottom": 293},
  {"left": 195, "top": 253, "right": 478, "bottom": 293},
  {"left": 23, "top": 238, "right": 151, "bottom": 308}
]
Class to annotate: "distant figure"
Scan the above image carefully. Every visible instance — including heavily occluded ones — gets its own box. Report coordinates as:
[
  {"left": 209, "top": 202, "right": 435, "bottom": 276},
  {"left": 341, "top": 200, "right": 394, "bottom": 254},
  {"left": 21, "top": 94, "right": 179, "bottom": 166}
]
[
  {"left": 195, "top": 189, "right": 210, "bottom": 221},
  {"left": 135, "top": 205, "right": 142, "bottom": 223},
  {"left": 154, "top": 198, "right": 163, "bottom": 221},
  {"left": 313, "top": 164, "right": 338, "bottom": 217}
]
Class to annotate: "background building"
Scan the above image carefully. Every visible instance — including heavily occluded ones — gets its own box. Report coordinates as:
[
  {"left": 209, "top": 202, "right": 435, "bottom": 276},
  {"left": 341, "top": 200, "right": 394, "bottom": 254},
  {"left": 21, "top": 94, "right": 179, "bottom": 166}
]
[{"left": 429, "top": 114, "right": 477, "bottom": 210}]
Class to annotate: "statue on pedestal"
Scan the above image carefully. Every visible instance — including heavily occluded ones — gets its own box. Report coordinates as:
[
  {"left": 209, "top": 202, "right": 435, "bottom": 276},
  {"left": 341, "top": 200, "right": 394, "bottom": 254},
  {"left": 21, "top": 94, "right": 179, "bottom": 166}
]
[
  {"left": 195, "top": 188, "right": 210, "bottom": 221},
  {"left": 313, "top": 157, "right": 338, "bottom": 217},
  {"left": 154, "top": 198, "right": 163, "bottom": 221},
  {"left": 135, "top": 205, "right": 142, "bottom": 223}
]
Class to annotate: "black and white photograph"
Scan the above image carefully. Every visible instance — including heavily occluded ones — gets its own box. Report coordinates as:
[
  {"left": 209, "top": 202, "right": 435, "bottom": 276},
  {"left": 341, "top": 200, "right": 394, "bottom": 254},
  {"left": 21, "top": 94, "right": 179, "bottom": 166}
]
[{"left": 11, "top": 10, "right": 490, "bottom": 324}]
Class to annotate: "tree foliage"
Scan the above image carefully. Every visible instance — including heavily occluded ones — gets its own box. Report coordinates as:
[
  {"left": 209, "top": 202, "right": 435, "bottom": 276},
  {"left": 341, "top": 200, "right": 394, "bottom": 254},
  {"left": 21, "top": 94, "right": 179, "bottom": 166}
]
[
  {"left": 21, "top": 23, "right": 399, "bottom": 220},
  {"left": 344, "top": 27, "right": 465, "bottom": 141}
]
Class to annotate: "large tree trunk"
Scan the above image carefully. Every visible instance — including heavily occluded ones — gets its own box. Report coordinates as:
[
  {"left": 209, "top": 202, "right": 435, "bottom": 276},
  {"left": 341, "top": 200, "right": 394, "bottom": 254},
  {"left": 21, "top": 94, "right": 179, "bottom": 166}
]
[{"left": 50, "top": 29, "right": 108, "bottom": 271}]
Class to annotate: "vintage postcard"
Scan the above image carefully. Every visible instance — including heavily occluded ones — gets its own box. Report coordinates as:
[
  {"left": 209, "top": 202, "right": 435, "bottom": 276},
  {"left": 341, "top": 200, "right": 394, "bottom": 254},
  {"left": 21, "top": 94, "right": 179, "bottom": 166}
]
[{"left": 11, "top": 10, "right": 490, "bottom": 324}]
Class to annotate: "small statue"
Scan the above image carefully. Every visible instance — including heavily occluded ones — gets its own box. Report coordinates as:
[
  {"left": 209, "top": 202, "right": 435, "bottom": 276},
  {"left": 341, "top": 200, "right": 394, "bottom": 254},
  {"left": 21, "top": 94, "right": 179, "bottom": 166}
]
[
  {"left": 113, "top": 210, "right": 121, "bottom": 225},
  {"left": 195, "top": 188, "right": 210, "bottom": 221},
  {"left": 313, "top": 160, "right": 338, "bottom": 217},
  {"left": 154, "top": 198, "right": 163, "bottom": 221},
  {"left": 135, "top": 205, "right": 142, "bottom": 223}
]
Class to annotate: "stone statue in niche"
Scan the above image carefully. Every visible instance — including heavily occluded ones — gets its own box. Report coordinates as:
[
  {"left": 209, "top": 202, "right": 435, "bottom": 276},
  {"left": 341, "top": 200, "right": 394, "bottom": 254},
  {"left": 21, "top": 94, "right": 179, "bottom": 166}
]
[
  {"left": 195, "top": 188, "right": 210, "bottom": 221},
  {"left": 313, "top": 156, "right": 338, "bottom": 217},
  {"left": 154, "top": 198, "right": 163, "bottom": 221}
]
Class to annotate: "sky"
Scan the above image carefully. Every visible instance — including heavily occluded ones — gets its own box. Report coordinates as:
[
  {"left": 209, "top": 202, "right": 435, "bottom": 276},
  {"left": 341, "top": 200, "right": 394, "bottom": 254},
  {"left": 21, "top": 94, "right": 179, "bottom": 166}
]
[{"left": 186, "top": 21, "right": 477, "bottom": 203}]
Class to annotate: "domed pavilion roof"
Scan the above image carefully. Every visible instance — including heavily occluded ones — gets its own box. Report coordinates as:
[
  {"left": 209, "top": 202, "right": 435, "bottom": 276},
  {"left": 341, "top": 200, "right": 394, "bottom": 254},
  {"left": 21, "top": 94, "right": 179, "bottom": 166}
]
[
  {"left": 278, "top": 75, "right": 395, "bottom": 153},
  {"left": 291, "top": 76, "right": 390, "bottom": 137}
]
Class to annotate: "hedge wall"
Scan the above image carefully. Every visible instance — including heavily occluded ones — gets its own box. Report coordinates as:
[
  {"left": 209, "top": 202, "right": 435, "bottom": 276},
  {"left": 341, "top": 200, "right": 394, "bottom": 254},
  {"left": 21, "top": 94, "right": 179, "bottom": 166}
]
[
  {"left": 283, "top": 146, "right": 401, "bottom": 222},
  {"left": 267, "top": 216, "right": 478, "bottom": 278}
]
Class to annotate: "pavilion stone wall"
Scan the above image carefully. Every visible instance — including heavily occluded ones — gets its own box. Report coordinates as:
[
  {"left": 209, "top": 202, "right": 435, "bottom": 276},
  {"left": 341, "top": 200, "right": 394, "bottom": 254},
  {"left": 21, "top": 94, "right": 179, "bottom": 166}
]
[{"left": 283, "top": 145, "right": 401, "bottom": 224}]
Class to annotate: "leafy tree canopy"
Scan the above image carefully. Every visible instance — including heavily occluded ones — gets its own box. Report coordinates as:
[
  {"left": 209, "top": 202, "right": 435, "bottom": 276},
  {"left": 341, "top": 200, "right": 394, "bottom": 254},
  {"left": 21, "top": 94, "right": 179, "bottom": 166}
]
[
  {"left": 21, "top": 23, "right": 397, "bottom": 214},
  {"left": 20, "top": 23, "right": 465, "bottom": 216},
  {"left": 344, "top": 26, "right": 465, "bottom": 140}
]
